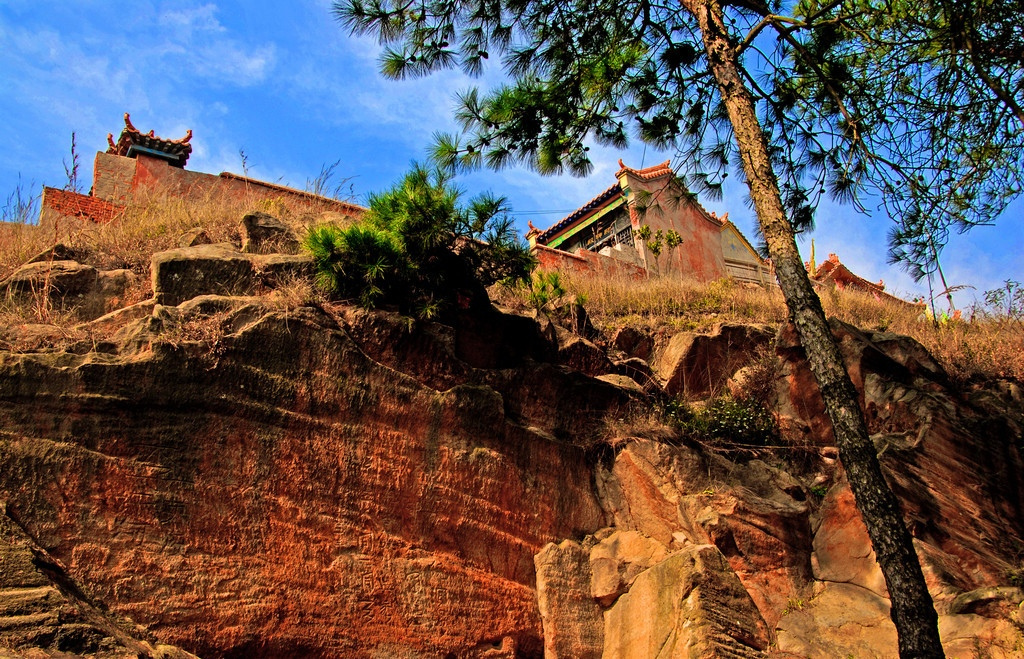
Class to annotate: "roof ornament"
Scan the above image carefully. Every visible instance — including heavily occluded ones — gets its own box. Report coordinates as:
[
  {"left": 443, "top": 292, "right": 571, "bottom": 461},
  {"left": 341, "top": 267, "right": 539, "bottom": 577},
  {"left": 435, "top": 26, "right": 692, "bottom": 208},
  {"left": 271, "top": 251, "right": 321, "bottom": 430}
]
[{"left": 106, "top": 113, "right": 193, "bottom": 167}]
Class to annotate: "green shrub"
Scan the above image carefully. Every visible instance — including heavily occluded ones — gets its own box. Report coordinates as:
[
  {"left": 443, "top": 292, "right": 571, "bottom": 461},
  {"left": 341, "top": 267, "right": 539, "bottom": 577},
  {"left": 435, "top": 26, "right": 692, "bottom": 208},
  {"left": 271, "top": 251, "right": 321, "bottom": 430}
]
[
  {"left": 528, "top": 271, "right": 567, "bottom": 310},
  {"left": 303, "top": 164, "right": 534, "bottom": 319},
  {"left": 664, "top": 395, "right": 778, "bottom": 448}
]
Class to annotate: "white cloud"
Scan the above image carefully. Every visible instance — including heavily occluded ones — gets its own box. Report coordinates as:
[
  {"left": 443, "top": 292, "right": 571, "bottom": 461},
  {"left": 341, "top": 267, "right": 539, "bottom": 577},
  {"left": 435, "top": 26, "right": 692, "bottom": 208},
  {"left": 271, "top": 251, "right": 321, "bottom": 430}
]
[{"left": 159, "top": 4, "right": 226, "bottom": 34}]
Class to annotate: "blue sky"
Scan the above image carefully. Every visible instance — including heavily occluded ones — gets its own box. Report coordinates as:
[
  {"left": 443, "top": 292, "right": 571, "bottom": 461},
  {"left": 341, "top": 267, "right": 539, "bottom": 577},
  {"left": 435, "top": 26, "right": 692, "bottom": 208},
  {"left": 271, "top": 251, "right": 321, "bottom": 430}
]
[{"left": 1, "top": 0, "right": 1020, "bottom": 308}]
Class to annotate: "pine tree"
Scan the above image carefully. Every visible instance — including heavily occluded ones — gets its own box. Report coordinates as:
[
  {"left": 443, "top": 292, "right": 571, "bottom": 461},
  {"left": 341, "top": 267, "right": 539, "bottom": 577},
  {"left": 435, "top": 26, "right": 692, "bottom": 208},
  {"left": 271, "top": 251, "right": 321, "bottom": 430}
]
[{"left": 334, "top": 1, "right": 1023, "bottom": 654}]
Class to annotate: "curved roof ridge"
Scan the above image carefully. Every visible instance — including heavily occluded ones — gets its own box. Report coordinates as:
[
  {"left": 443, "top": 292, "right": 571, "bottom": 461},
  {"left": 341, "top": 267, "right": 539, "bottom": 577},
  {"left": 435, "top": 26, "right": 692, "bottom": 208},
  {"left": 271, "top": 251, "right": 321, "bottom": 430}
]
[
  {"left": 615, "top": 159, "right": 673, "bottom": 180},
  {"left": 106, "top": 113, "right": 193, "bottom": 166}
]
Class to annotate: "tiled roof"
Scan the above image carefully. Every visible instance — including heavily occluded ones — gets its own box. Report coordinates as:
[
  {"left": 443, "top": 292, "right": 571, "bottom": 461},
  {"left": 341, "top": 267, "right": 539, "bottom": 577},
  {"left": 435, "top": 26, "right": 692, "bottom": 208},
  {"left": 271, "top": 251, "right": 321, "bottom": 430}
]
[
  {"left": 615, "top": 159, "right": 674, "bottom": 181},
  {"left": 811, "top": 253, "right": 913, "bottom": 304},
  {"left": 107, "top": 113, "right": 193, "bottom": 167},
  {"left": 536, "top": 183, "right": 623, "bottom": 244},
  {"left": 813, "top": 254, "right": 883, "bottom": 292}
]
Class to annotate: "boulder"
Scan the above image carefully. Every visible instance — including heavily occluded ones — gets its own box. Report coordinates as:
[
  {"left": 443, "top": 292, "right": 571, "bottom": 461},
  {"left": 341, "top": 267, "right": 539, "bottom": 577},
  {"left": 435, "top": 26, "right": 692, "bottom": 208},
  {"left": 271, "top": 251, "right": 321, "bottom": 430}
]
[
  {"left": 612, "top": 357, "right": 660, "bottom": 393},
  {"left": 558, "top": 334, "right": 614, "bottom": 377},
  {"left": 654, "top": 324, "right": 773, "bottom": 397},
  {"left": 602, "top": 545, "right": 769, "bottom": 658},
  {"left": 778, "top": 583, "right": 1024, "bottom": 658},
  {"left": 3, "top": 260, "right": 97, "bottom": 298},
  {"left": 595, "top": 373, "right": 647, "bottom": 396},
  {"left": 775, "top": 582, "right": 898, "bottom": 657},
  {"left": 938, "top": 613, "right": 1024, "bottom": 658},
  {"left": 596, "top": 441, "right": 812, "bottom": 626},
  {"left": 811, "top": 475, "right": 888, "bottom": 597},
  {"left": 535, "top": 540, "right": 604, "bottom": 659},
  {"left": 26, "top": 243, "right": 85, "bottom": 264},
  {"left": 1, "top": 257, "right": 138, "bottom": 321},
  {"left": 589, "top": 530, "right": 670, "bottom": 607},
  {"left": 611, "top": 326, "right": 654, "bottom": 362},
  {"left": 177, "top": 228, "right": 212, "bottom": 247},
  {"left": 240, "top": 211, "right": 300, "bottom": 254},
  {"left": 151, "top": 243, "right": 311, "bottom": 306}
]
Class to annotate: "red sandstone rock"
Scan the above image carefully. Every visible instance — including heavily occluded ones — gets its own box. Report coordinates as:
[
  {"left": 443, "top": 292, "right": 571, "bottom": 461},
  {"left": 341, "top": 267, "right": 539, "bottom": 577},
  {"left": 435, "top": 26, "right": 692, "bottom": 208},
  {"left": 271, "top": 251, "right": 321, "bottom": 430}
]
[
  {"left": 611, "top": 326, "right": 654, "bottom": 362},
  {"left": 557, "top": 334, "right": 614, "bottom": 377},
  {"left": 588, "top": 530, "right": 670, "bottom": 607},
  {"left": 0, "top": 503, "right": 197, "bottom": 659},
  {"left": 1, "top": 306, "right": 1022, "bottom": 657},
  {"left": 602, "top": 545, "right": 770, "bottom": 658},
  {"left": 534, "top": 540, "right": 603, "bottom": 659},
  {"left": 0, "top": 306, "right": 616, "bottom": 657},
  {"left": 653, "top": 323, "right": 773, "bottom": 397},
  {"left": 777, "top": 318, "right": 1024, "bottom": 598}
]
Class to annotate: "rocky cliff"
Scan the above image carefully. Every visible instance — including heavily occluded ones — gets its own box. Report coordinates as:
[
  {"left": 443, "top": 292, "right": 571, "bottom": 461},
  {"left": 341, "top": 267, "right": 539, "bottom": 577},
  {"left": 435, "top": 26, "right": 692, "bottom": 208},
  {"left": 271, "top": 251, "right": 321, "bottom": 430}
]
[{"left": 1, "top": 231, "right": 1022, "bottom": 658}]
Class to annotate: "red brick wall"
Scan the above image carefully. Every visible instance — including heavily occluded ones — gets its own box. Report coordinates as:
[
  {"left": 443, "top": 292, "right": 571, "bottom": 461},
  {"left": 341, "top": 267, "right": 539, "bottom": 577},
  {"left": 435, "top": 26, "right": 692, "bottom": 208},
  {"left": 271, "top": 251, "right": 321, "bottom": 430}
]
[
  {"left": 126, "top": 154, "right": 363, "bottom": 218},
  {"left": 533, "top": 244, "right": 647, "bottom": 280},
  {"left": 80, "top": 152, "right": 364, "bottom": 224},
  {"left": 41, "top": 187, "right": 123, "bottom": 223}
]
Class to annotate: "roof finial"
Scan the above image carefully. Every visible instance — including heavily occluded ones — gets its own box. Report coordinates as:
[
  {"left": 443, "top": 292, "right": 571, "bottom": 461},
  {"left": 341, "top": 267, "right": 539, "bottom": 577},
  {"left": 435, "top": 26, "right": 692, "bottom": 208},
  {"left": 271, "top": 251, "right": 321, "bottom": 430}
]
[
  {"left": 123, "top": 113, "right": 138, "bottom": 133},
  {"left": 618, "top": 158, "right": 626, "bottom": 169}
]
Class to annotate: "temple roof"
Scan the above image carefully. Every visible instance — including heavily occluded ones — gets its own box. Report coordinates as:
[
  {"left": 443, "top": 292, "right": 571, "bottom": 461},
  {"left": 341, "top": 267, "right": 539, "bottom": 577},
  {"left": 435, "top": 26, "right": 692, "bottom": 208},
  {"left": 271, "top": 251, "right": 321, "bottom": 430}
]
[
  {"left": 534, "top": 159, "right": 717, "bottom": 246},
  {"left": 535, "top": 183, "right": 623, "bottom": 244},
  {"left": 809, "top": 253, "right": 914, "bottom": 304},
  {"left": 107, "top": 113, "right": 193, "bottom": 167},
  {"left": 811, "top": 253, "right": 884, "bottom": 292},
  {"left": 615, "top": 159, "right": 674, "bottom": 181}
]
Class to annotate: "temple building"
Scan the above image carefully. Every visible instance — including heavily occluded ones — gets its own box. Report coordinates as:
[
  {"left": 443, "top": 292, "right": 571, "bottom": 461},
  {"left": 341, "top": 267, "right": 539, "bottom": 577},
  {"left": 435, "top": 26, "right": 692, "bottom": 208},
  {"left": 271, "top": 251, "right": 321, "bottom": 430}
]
[
  {"left": 808, "top": 252, "right": 911, "bottom": 304},
  {"left": 527, "top": 160, "right": 772, "bottom": 284},
  {"left": 39, "top": 114, "right": 363, "bottom": 227}
]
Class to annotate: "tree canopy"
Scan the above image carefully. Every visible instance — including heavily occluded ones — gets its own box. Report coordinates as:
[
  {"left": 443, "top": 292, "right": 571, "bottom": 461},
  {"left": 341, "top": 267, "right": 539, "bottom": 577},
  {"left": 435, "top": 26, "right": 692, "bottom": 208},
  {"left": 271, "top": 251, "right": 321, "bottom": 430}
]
[{"left": 339, "top": 0, "right": 1021, "bottom": 253}]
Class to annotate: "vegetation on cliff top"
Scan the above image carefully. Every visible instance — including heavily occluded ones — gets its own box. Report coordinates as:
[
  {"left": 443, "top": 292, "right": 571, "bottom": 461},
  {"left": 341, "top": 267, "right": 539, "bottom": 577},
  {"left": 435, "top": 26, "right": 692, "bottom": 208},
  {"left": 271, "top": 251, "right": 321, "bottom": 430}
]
[
  {"left": 1, "top": 187, "right": 1021, "bottom": 384},
  {"left": 303, "top": 164, "right": 533, "bottom": 319}
]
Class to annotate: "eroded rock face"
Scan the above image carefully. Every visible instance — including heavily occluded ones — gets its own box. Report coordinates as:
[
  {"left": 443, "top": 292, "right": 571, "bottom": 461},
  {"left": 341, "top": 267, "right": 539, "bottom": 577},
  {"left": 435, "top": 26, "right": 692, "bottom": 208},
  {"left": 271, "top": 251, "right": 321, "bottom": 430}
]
[
  {"left": 0, "top": 305, "right": 629, "bottom": 658},
  {"left": 653, "top": 324, "right": 773, "bottom": 397},
  {"left": 1, "top": 299, "right": 1022, "bottom": 658},
  {"left": 535, "top": 540, "right": 603, "bottom": 659},
  {"left": 602, "top": 545, "right": 770, "bottom": 659},
  {"left": 0, "top": 503, "right": 197, "bottom": 659},
  {"left": 777, "top": 319, "right": 1024, "bottom": 596}
]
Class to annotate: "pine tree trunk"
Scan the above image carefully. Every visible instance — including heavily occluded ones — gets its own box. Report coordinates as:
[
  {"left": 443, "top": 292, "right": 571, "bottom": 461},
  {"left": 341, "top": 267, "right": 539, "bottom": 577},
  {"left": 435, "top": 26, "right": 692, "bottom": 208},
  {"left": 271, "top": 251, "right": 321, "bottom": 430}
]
[{"left": 689, "top": 1, "right": 945, "bottom": 656}]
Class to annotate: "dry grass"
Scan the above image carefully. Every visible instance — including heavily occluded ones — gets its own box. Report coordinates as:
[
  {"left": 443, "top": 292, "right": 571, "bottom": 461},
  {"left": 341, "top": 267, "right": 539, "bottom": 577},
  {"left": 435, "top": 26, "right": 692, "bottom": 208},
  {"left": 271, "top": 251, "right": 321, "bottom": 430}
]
[
  {"left": 498, "top": 272, "right": 1024, "bottom": 385},
  {"left": 820, "top": 286, "right": 1024, "bottom": 384},
  {"left": 0, "top": 187, "right": 349, "bottom": 280},
  {"left": 0, "top": 187, "right": 344, "bottom": 334},
  {"left": 493, "top": 273, "right": 790, "bottom": 333},
  {"left": 3, "top": 191, "right": 1021, "bottom": 384}
]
